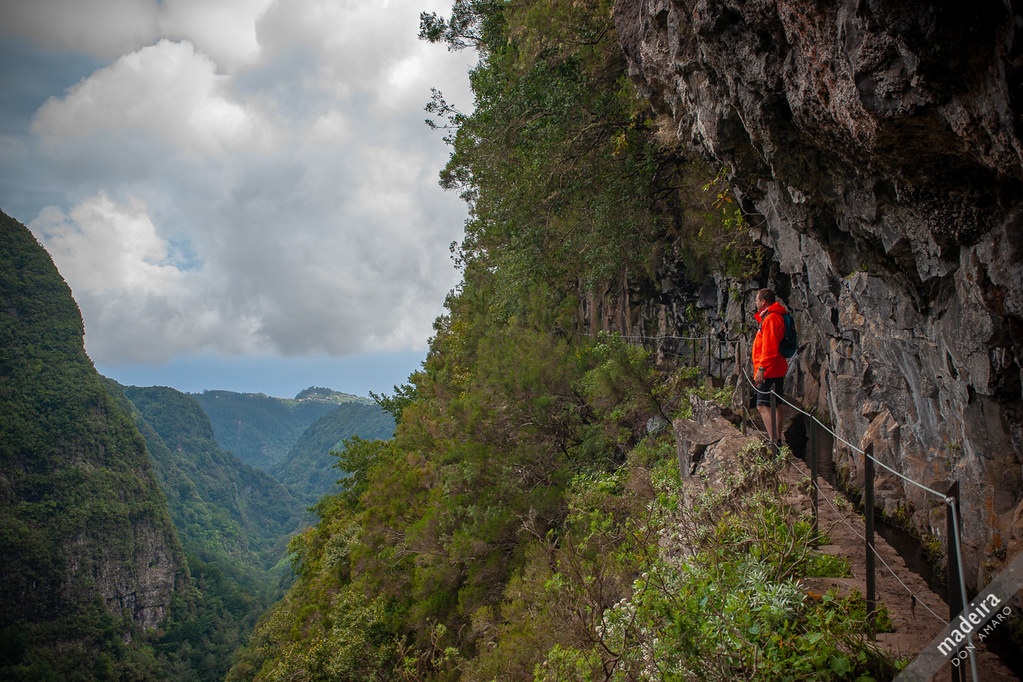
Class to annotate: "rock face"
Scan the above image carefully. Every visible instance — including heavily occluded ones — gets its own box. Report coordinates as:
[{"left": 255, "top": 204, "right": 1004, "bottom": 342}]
[
  {"left": 62, "top": 515, "right": 183, "bottom": 631},
  {"left": 615, "top": 0, "right": 1023, "bottom": 588}
]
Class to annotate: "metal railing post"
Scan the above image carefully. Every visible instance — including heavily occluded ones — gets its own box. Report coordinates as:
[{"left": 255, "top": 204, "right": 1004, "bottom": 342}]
[
  {"left": 809, "top": 419, "right": 818, "bottom": 538},
  {"left": 706, "top": 335, "right": 711, "bottom": 377},
  {"left": 947, "top": 481, "right": 968, "bottom": 682},
  {"left": 946, "top": 481, "right": 962, "bottom": 618},
  {"left": 865, "top": 444, "right": 876, "bottom": 637}
]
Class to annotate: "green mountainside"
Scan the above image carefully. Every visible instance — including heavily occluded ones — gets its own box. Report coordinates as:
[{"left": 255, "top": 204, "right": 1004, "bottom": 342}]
[
  {"left": 119, "top": 385, "right": 307, "bottom": 577},
  {"left": 112, "top": 383, "right": 311, "bottom": 680},
  {"left": 0, "top": 211, "right": 186, "bottom": 679},
  {"left": 271, "top": 402, "right": 395, "bottom": 503},
  {"left": 0, "top": 210, "right": 354, "bottom": 680},
  {"left": 191, "top": 389, "right": 363, "bottom": 471}
]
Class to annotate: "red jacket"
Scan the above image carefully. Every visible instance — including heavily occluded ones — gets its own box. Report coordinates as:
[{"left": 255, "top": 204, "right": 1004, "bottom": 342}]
[{"left": 753, "top": 301, "right": 789, "bottom": 379}]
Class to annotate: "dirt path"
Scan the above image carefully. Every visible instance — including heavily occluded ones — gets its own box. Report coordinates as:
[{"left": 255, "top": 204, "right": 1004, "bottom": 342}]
[{"left": 779, "top": 457, "right": 1020, "bottom": 681}]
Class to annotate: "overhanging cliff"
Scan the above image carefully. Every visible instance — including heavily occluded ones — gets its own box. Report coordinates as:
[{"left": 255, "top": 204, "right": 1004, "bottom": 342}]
[{"left": 614, "top": 0, "right": 1023, "bottom": 589}]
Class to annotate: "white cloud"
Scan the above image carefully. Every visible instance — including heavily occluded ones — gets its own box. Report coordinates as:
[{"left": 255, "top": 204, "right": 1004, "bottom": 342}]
[
  {"left": 306, "top": 110, "right": 352, "bottom": 145},
  {"left": 32, "top": 40, "right": 271, "bottom": 158},
  {"left": 28, "top": 193, "right": 260, "bottom": 363},
  {"left": 0, "top": 0, "right": 273, "bottom": 69},
  {"left": 157, "top": 0, "right": 276, "bottom": 70},
  {"left": 32, "top": 194, "right": 183, "bottom": 295},
  {"left": 10, "top": 0, "right": 476, "bottom": 368}
]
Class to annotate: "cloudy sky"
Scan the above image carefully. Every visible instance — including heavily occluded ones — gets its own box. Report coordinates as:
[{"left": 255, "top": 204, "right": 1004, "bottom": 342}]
[{"left": 0, "top": 0, "right": 476, "bottom": 398}]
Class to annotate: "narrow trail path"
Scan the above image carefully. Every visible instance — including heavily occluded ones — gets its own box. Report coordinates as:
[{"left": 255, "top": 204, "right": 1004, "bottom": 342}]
[{"left": 779, "top": 456, "right": 1020, "bottom": 681}]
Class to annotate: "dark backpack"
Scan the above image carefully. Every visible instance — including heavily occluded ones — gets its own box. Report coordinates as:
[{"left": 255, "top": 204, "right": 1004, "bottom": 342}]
[
  {"left": 764, "top": 310, "right": 798, "bottom": 358},
  {"left": 777, "top": 311, "right": 797, "bottom": 358}
]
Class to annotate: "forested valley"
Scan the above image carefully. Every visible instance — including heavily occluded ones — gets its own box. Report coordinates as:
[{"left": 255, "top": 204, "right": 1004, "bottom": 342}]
[{"left": 0, "top": 213, "right": 395, "bottom": 682}]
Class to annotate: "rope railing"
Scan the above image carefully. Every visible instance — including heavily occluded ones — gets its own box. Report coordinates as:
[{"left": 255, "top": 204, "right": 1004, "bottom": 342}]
[
  {"left": 809, "top": 477, "right": 949, "bottom": 626},
  {"left": 593, "top": 327, "right": 968, "bottom": 494},
  {"left": 578, "top": 329, "right": 730, "bottom": 378},
  {"left": 575, "top": 330, "right": 718, "bottom": 344},
  {"left": 734, "top": 376, "right": 954, "bottom": 622},
  {"left": 740, "top": 367, "right": 978, "bottom": 679},
  {"left": 583, "top": 334, "right": 967, "bottom": 538},
  {"left": 593, "top": 326, "right": 979, "bottom": 677},
  {"left": 740, "top": 368, "right": 950, "bottom": 500},
  {"left": 615, "top": 332, "right": 717, "bottom": 343}
]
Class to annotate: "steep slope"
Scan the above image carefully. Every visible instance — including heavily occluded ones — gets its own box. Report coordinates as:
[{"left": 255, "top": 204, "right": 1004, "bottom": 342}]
[
  {"left": 271, "top": 402, "right": 395, "bottom": 502},
  {"left": 615, "top": 0, "right": 1023, "bottom": 589},
  {"left": 120, "top": 385, "right": 308, "bottom": 575},
  {"left": 112, "top": 383, "right": 312, "bottom": 680},
  {"left": 192, "top": 389, "right": 356, "bottom": 470},
  {"left": 0, "top": 211, "right": 185, "bottom": 678}
]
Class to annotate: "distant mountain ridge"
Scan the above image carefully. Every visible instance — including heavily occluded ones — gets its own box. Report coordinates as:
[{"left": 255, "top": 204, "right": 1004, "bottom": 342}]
[
  {"left": 192, "top": 387, "right": 392, "bottom": 503},
  {"left": 192, "top": 388, "right": 363, "bottom": 471},
  {"left": 294, "top": 386, "right": 373, "bottom": 404}
]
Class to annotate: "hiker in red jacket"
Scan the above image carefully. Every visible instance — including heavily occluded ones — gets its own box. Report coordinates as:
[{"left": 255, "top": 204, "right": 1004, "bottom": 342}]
[{"left": 752, "top": 288, "right": 788, "bottom": 445}]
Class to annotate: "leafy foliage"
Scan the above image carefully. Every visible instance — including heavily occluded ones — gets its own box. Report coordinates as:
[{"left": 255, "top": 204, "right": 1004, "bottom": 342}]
[
  {"left": 589, "top": 444, "right": 896, "bottom": 680},
  {"left": 423, "top": 0, "right": 760, "bottom": 315}
]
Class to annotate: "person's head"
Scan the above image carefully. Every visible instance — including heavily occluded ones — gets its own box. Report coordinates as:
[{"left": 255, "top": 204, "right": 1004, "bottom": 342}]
[{"left": 755, "top": 288, "right": 776, "bottom": 311}]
